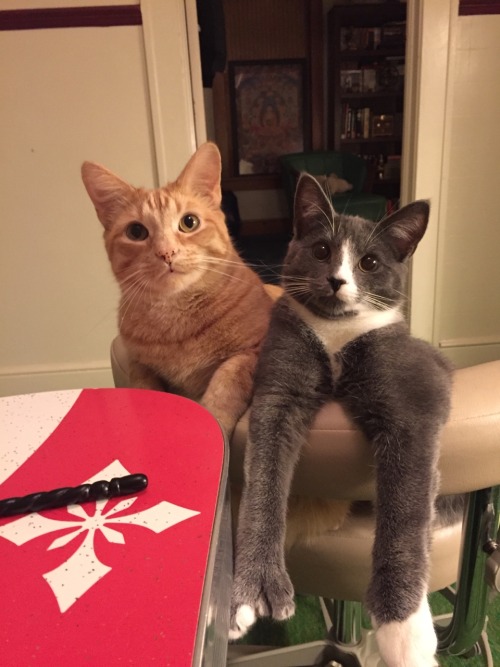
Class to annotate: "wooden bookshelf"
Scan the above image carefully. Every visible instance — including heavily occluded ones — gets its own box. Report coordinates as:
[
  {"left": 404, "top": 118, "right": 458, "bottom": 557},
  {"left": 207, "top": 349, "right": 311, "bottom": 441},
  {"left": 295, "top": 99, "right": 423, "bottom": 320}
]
[{"left": 327, "top": 2, "right": 407, "bottom": 203}]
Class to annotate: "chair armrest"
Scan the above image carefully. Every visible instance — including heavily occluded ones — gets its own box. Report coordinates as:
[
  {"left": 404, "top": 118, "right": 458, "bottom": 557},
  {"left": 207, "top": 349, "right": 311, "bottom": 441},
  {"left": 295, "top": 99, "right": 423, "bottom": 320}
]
[{"left": 341, "top": 152, "right": 367, "bottom": 193}]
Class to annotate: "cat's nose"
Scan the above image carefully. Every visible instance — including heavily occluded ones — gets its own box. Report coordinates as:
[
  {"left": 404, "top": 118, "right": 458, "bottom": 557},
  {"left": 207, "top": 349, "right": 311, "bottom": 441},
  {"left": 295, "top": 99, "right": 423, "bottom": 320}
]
[
  {"left": 328, "top": 276, "right": 347, "bottom": 293},
  {"left": 157, "top": 248, "right": 177, "bottom": 264}
]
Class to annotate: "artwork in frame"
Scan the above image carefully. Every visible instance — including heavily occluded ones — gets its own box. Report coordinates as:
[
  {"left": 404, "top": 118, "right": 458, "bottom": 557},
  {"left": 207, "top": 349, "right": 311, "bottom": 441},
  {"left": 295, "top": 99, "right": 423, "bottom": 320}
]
[{"left": 229, "top": 60, "right": 308, "bottom": 176}]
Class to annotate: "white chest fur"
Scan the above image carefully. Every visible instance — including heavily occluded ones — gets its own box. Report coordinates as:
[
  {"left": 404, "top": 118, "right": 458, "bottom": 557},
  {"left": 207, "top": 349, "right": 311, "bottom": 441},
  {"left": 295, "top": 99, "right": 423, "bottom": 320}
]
[{"left": 288, "top": 296, "right": 403, "bottom": 356}]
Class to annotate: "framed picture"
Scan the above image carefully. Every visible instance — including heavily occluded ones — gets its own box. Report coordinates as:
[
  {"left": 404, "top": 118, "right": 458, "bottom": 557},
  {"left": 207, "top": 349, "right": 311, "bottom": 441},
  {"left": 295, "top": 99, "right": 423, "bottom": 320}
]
[{"left": 229, "top": 60, "right": 308, "bottom": 176}]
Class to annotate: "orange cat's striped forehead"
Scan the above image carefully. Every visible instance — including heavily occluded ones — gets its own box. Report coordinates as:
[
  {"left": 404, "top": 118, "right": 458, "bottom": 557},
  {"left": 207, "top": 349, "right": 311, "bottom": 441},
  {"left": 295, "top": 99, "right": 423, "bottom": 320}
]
[{"left": 135, "top": 185, "right": 225, "bottom": 232}]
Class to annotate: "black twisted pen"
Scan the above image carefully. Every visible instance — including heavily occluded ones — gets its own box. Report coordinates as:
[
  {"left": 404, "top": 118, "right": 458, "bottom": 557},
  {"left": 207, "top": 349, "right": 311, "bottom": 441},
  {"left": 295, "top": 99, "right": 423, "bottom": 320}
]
[{"left": 0, "top": 473, "right": 148, "bottom": 518}]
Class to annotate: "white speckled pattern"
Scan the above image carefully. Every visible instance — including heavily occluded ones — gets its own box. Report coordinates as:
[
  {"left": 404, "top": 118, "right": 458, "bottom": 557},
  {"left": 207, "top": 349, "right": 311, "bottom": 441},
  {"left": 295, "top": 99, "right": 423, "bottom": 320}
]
[{"left": 0, "top": 390, "right": 81, "bottom": 485}]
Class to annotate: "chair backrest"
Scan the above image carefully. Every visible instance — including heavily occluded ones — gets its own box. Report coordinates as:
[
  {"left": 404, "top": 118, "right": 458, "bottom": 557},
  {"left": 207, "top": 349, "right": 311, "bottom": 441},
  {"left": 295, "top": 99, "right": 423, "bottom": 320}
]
[{"left": 279, "top": 150, "right": 367, "bottom": 215}]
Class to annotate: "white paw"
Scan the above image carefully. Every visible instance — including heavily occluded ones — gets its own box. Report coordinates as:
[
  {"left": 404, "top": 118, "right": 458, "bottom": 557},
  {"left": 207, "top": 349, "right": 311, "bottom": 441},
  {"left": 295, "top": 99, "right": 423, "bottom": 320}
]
[
  {"left": 375, "top": 595, "right": 437, "bottom": 667},
  {"left": 228, "top": 604, "right": 256, "bottom": 641}
]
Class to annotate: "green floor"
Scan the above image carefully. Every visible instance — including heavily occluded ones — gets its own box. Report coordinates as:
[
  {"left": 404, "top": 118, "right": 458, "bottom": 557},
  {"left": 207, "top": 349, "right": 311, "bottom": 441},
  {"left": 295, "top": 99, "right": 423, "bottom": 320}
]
[{"left": 238, "top": 591, "right": 500, "bottom": 666}]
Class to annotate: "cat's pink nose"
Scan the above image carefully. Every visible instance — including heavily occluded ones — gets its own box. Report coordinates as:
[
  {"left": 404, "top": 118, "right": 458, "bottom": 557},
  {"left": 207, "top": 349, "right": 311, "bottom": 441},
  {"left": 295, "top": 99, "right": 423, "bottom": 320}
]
[{"left": 157, "top": 248, "right": 178, "bottom": 264}]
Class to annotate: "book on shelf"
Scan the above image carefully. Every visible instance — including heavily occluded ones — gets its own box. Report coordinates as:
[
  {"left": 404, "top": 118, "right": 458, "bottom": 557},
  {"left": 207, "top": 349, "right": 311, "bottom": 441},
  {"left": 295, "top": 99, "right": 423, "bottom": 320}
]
[
  {"left": 340, "top": 64, "right": 403, "bottom": 94},
  {"left": 341, "top": 104, "right": 371, "bottom": 140},
  {"left": 340, "top": 26, "right": 381, "bottom": 51},
  {"left": 339, "top": 22, "right": 406, "bottom": 53},
  {"left": 340, "top": 69, "right": 362, "bottom": 94}
]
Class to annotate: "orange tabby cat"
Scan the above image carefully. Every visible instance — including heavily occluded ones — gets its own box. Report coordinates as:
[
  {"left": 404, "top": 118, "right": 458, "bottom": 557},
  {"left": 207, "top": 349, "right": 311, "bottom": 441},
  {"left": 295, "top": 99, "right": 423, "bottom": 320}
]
[{"left": 81, "top": 142, "right": 275, "bottom": 435}]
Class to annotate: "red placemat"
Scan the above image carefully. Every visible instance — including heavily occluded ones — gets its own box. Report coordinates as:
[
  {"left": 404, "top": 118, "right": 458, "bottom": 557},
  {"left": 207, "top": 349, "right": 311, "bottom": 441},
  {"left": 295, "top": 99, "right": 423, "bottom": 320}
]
[{"left": 0, "top": 388, "right": 225, "bottom": 666}]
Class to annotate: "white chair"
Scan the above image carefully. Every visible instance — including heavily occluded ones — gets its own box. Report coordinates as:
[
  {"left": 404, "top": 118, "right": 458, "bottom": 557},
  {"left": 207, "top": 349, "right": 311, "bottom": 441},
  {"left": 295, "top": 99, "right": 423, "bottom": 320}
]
[{"left": 110, "top": 336, "right": 500, "bottom": 666}]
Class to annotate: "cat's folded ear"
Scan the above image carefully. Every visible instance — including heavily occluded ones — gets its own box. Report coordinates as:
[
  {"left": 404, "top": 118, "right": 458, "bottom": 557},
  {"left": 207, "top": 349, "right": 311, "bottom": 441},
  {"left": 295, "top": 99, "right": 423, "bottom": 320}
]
[
  {"left": 175, "top": 142, "right": 222, "bottom": 206},
  {"left": 378, "top": 200, "right": 430, "bottom": 261},
  {"left": 293, "top": 173, "right": 333, "bottom": 239},
  {"left": 81, "top": 162, "right": 136, "bottom": 229}
]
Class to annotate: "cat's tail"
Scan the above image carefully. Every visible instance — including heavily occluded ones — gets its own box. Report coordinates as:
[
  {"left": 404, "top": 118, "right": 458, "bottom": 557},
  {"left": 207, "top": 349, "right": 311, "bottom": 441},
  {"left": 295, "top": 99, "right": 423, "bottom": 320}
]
[{"left": 434, "top": 494, "right": 466, "bottom": 527}]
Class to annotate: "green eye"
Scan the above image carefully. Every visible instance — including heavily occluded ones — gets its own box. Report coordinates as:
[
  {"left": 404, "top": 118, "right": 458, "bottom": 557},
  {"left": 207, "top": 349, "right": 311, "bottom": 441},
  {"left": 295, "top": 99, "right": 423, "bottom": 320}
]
[
  {"left": 179, "top": 214, "right": 200, "bottom": 233},
  {"left": 125, "top": 222, "right": 149, "bottom": 241},
  {"left": 359, "top": 255, "right": 378, "bottom": 272},
  {"left": 312, "top": 242, "right": 331, "bottom": 261}
]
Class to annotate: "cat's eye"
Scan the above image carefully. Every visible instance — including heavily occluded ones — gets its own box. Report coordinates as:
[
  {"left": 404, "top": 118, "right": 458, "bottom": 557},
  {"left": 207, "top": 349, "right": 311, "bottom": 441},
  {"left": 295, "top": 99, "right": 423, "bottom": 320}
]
[
  {"left": 179, "top": 214, "right": 201, "bottom": 233},
  {"left": 312, "top": 242, "right": 331, "bottom": 261},
  {"left": 359, "top": 255, "right": 378, "bottom": 272},
  {"left": 125, "top": 222, "right": 149, "bottom": 241}
]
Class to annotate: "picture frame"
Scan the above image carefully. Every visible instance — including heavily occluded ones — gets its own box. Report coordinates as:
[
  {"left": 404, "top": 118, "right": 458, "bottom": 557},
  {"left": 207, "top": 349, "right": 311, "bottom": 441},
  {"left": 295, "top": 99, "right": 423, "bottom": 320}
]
[{"left": 229, "top": 59, "right": 308, "bottom": 176}]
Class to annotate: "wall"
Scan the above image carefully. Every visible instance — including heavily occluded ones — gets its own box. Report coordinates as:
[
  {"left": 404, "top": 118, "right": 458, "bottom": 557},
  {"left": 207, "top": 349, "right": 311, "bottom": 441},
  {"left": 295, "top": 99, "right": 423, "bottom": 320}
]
[
  {"left": 434, "top": 11, "right": 500, "bottom": 366},
  {"left": 407, "top": 0, "right": 500, "bottom": 367},
  {"left": 0, "top": 0, "right": 203, "bottom": 396}
]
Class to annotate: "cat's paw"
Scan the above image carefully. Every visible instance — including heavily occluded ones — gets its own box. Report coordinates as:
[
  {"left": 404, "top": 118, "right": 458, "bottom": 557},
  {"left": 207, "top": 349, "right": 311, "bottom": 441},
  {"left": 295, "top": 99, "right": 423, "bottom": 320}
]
[
  {"left": 374, "top": 595, "right": 438, "bottom": 667},
  {"left": 229, "top": 565, "right": 296, "bottom": 640}
]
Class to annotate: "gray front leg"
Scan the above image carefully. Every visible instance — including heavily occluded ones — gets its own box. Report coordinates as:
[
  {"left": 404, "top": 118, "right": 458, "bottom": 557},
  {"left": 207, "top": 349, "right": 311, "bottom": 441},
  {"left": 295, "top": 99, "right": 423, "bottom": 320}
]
[
  {"left": 230, "top": 390, "right": 319, "bottom": 638},
  {"left": 337, "top": 332, "right": 452, "bottom": 667},
  {"left": 230, "top": 301, "right": 333, "bottom": 639}
]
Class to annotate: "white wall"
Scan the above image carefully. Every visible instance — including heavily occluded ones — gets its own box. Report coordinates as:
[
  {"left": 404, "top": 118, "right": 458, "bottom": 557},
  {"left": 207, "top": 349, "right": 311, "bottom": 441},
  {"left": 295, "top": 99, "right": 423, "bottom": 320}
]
[
  {"left": 407, "top": 0, "right": 500, "bottom": 367},
  {"left": 0, "top": 0, "right": 202, "bottom": 396},
  {"left": 434, "top": 11, "right": 500, "bottom": 367}
]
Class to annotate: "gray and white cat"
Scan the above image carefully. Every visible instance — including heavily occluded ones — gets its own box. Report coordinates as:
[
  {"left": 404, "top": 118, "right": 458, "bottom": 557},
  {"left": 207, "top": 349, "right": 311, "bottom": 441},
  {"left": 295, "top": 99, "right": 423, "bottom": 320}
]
[{"left": 230, "top": 173, "right": 457, "bottom": 666}]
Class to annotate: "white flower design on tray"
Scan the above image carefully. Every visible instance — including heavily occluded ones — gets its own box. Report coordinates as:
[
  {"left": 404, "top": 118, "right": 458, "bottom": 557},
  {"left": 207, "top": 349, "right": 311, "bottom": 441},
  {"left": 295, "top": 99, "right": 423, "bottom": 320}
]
[{"left": 0, "top": 460, "right": 199, "bottom": 612}]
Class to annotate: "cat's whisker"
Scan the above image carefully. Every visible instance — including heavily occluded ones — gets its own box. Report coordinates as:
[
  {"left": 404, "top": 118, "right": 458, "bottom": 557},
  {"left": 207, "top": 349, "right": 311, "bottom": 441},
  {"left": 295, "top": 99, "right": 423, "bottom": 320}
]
[
  {"left": 205, "top": 256, "right": 285, "bottom": 277},
  {"left": 363, "top": 216, "right": 389, "bottom": 248},
  {"left": 202, "top": 264, "right": 255, "bottom": 286},
  {"left": 302, "top": 197, "right": 335, "bottom": 236},
  {"left": 390, "top": 288, "right": 409, "bottom": 299},
  {"left": 361, "top": 294, "right": 393, "bottom": 312},
  {"left": 363, "top": 203, "right": 401, "bottom": 248},
  {"left": 119, "top": 286, "right": 143, "bottom": 320},
  {"left": 282, "top": 274, "right": 313, "bottom": 283},
  {"left": 283, "top": 280, "right": 313, "bottom": 288},
  {"left": 285, "top": 287, "right": 312, "bottom": 299},
  {"left": 363, "top": 291, "right": 395, "bottom": 303},
  {"left": 117, "top": 268, "right": 147, "bottom": 287},
  {"left": 203, "top": 256, "right": 255, "bottom": 267},
  {"left": 251, "top": 261, "right": 286, "bottom": 273},
  {"left": 119, "top": 277, "right": 150, "bottom": 324}
]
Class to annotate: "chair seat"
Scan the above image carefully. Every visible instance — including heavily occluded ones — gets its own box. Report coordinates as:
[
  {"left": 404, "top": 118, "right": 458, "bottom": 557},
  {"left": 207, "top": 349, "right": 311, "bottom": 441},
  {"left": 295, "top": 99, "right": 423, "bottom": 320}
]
[{"left": 286, "top": 503, "right": 463, "bottom": 601}]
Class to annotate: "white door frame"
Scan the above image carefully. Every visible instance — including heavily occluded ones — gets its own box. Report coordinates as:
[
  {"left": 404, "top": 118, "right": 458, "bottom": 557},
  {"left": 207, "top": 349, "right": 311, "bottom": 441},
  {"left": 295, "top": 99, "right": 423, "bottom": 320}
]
[
  {"left": 401, "top": 0, "right": 456, "bottom": 343},
  {"left": 141, "top": 0, "right": 206, "bottom": 185}
]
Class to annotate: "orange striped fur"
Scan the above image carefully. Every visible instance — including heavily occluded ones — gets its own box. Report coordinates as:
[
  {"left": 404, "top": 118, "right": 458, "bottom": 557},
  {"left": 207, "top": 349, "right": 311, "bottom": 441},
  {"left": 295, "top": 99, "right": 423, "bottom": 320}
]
[{"left": 82, "top": 143, "right": 273, "bottom": 435}]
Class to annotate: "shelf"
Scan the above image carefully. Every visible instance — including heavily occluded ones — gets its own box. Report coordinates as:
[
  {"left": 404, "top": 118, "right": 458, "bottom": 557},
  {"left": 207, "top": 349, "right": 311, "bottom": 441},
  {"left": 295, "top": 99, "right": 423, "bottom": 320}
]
[
  {"left": 328, "top": 1, "right": 406, "bottom": 203},
  {"left": 340, "top": 91, "right": 403, "bottom": 100},
  {"left": 339, "top": 48, "right": 405, "bottom": 60},
  {"left": 340, "top": 136, "right": 402, "bottom": 144}
]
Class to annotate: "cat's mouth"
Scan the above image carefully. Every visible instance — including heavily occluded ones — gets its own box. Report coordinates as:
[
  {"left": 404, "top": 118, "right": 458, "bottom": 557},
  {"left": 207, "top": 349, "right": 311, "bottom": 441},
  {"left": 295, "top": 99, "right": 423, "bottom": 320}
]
[
  {"left": 308, "top": 298, "right": 360, "bottom": 320},
  {"left": 332, "top": 308, "right": 358, "bottom": 318}
]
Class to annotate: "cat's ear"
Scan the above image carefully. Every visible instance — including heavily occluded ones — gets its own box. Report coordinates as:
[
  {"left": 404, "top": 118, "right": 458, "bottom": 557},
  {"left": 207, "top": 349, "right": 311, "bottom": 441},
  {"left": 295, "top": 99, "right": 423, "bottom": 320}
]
[
  {"left": 81, "top": 162, "right": 136, "bottom": 229},
  {"left": 293, "top": 172, "right": 333, "bottom": 239},
  {"left": 175, "top": 142, "right": 222, "bottom": 206},
  {"left": 378, "top": 200, "right": 430, "bottom": 261}
]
